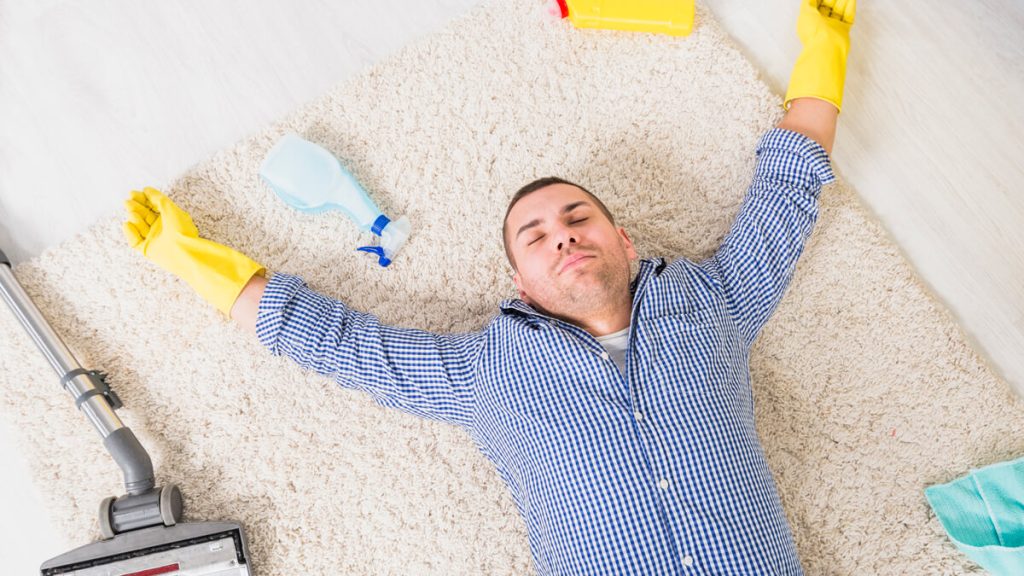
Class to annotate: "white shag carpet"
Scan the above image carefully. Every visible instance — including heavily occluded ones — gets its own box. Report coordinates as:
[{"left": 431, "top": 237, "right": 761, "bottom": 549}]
[{"left": 1, "top": 1, "right": 1021, "bottom": 573}]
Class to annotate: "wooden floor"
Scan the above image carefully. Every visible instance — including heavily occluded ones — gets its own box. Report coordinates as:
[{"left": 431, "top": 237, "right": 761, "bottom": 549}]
[{"left": 1, "top": 0, "right": 1021, "bottom": 571}]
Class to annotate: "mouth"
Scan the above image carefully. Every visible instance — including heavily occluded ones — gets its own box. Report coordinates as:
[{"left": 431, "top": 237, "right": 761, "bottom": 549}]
[{"left": 559, "top": 254, "right": 594, "bottom": 274}]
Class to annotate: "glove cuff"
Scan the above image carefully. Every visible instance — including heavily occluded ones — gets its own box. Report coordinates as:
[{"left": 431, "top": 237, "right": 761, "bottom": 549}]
[
  {"left": 784, "top": 40, "right": 849, "bottom": 112},
  {"left": 785, "top": 1, "right": 853, "bottom": 113},
  {"left": 167, "top": 236, "right": 266, "bottom": 316}
]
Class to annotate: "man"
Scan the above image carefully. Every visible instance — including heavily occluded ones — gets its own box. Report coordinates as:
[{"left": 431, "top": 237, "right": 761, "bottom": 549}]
[{"left": 123, "top": 1, "right": 855, "bottom": 573}]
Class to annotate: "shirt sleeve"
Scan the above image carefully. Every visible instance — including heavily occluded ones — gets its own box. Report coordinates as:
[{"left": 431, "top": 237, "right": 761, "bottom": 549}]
[
  {"left": 255, "top": 273, "right": 484, "bottom": 429},
  {"left": 700, "top": 127, "right": 836, "bottom": 349}
]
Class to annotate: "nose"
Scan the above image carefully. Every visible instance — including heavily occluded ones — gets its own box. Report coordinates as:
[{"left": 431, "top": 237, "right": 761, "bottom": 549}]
[{"left": 556, "top": 234, "right": 577, "bottom": 251}]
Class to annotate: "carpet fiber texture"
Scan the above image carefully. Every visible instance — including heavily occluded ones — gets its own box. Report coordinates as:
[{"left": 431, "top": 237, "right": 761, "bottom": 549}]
[{"left": 2, "top": 1, "right": 1022, "bottom": 573}]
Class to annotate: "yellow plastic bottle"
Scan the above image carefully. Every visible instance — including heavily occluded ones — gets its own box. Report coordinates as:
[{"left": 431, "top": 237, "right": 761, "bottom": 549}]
[{"left": 550, "top": 0, "right": 695, "bottom": 37}]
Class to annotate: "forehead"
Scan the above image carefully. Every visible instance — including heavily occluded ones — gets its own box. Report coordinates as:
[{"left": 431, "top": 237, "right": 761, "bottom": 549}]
[{"left": 507, "top": 183, "right": 591, "bottom": 224}]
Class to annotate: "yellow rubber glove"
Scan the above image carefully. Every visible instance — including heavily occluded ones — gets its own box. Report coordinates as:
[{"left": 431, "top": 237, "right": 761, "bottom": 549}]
[
  {"left": 122, "top": 187, "right": 265, "bottom": 316},
  {"left": 784, "top": 0, "right": 856, "bottom": 113}
]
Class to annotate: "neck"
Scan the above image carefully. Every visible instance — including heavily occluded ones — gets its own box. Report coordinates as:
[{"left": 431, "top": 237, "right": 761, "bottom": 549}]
[{"left": 541, "top": 293, "right": 633, "bottom": 338}]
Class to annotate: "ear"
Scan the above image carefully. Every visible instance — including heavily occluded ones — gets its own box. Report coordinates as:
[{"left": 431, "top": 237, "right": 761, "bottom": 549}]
[
  {"left": 512, "top": 272, "right": 533, "bottom": 304},
  {"left": 618, "top": 227, "right": 638, "bottom": 260}
]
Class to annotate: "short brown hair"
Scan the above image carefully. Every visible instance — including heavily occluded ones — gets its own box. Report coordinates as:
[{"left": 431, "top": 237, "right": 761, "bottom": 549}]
[{"left": 502, "top": 176, "right": 616, "bottom": 271}]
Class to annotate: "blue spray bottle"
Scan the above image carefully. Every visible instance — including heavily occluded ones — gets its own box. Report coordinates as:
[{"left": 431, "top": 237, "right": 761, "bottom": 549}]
[{"left": 259, "top": 133, "right": 411, "bottom": 267}]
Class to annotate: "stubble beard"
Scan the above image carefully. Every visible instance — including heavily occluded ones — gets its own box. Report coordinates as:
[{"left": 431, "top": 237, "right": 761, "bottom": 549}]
[{"left": 557, "top": 255, "right": 630, "bottom": 318}]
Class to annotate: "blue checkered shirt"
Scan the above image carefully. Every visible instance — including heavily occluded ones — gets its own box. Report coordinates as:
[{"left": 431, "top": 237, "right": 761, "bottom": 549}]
[{"left": 256, "top": 128, "right": 835, "bottom": 575}]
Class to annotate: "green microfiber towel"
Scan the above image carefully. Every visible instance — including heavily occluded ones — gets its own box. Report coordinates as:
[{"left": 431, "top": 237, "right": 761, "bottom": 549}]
[{"left": 925, "top": 455, "right": 1024, "bottom": 574}]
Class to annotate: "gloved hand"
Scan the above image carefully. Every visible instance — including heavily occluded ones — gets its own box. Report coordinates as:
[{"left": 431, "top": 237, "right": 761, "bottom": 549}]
[
  {"left": 784, "top": 0, "right": 856, "bottom": 113},
  {"left": 122, "top": 187, "right": 265, "bottom": 316}
]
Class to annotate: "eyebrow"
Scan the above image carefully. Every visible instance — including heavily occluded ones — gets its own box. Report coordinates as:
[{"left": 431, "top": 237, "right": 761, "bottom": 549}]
[{"left": 515, "top": 201, "right": 591, "bottom": 242}]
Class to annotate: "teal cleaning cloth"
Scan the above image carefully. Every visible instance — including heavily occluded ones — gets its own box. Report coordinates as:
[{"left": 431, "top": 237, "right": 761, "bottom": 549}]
[{"left": 925, "top": 455, "right": 1024, "bottom": 574}]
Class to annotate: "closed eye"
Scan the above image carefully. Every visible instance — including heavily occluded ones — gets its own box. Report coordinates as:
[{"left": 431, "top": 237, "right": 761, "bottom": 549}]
[{"left": 527, "top": 218, "right": 587, "bottom": 246}]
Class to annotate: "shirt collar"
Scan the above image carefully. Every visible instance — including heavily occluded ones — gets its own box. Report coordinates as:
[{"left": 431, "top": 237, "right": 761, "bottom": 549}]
[{"left": 499, "top": 257, "right": 666, "bottom": 320}]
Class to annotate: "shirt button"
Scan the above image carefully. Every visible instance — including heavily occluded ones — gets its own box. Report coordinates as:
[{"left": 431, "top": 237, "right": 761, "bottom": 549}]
[
  {"left": 659, "top": 479, "right": 669, "bottom": 490},
  {"left": 634, "top": 411, "right": 644, "bottom": 422},
  {"left": 683, "top": 555, "right": 694, "bottom": 567},
  {"left": 600, "top": 351, "right": 609, "bottom": 360}
]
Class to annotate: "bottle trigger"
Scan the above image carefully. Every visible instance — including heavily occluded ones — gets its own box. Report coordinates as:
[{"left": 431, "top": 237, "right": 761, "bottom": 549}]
[{"left": 356, "top": 246, "right": 392, "bottom": 267}]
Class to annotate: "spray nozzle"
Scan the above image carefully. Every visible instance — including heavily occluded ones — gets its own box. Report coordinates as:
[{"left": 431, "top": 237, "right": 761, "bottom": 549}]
[
  {"left": 356, "top": 246, "right": 391, "bottom": 267},
  {"left": 356, "top": 214, "right": 411, "bottom": 267}
]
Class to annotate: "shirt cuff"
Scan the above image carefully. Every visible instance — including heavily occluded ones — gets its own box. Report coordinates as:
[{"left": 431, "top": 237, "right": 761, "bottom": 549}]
[
  {"left": 255, "top": 272, "right": 307, "bottom": 354},
  {"left": 755, "top": 127, "right": 837, "bottom": 195}
]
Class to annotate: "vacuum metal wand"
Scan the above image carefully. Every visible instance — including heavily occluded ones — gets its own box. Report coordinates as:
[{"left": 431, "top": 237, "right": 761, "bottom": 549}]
[{"left": 0, "top": 248, "right": 155, "bottom": 496}]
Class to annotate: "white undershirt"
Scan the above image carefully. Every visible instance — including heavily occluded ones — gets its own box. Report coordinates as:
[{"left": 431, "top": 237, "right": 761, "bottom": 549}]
[{"left": 594, "top": 325, "right": 630, "bottom": 377}]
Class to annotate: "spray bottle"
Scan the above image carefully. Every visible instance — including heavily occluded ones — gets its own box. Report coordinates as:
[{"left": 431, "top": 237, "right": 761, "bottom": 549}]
[{"left": 259, "top": 133, "right": 411, "bottom": 267}]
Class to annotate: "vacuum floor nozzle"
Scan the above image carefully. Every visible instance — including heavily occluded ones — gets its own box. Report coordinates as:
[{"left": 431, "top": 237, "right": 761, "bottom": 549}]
[{"left": 40, "top": 521, "right": 251, "bottom": 575}]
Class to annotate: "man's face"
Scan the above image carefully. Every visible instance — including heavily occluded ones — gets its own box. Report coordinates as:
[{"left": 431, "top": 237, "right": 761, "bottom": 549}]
[{"left": 505, "top": 183, "right": 637, "bottom": 319}]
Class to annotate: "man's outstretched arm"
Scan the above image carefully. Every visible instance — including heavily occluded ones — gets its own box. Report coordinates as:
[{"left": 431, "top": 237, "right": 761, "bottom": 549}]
[
  {"left": 124, "top": 188, "right": 483, "bottom": 429},
  {"left": 695, "top": 0, "right": 854, "bottom": 347},
  {"left": 253, "top": 271, "right": 484, "bottom": 428}
]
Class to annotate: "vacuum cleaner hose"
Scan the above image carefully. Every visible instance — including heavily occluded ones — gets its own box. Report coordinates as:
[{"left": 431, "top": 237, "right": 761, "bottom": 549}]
[{"left": 105, "top": 428, "right": 156, "bottom": 494}]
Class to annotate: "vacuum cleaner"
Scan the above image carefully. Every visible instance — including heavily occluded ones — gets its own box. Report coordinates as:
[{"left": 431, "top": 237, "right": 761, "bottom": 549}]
[{"left": 0, "top": 246, "right": 253, "bottom": 574}]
